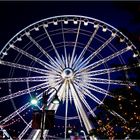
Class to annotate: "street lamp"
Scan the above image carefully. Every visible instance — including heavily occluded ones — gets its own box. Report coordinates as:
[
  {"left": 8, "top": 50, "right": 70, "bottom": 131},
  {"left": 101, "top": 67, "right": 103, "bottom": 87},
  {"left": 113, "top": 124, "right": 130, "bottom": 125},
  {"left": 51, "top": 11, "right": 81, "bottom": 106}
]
[
  {"left": 40, "top": 87, "right": 60, "bottom": 139},
  {"left": 31, "top": 98, "right": 38, "bottom": 106},
  {"left": 80, "top": 130, "right": 87, "bottom": 140},
  {"left": 31, "top": 87, "right": 60, "bottom": 139},
  {"left": 52, "top": 94, "right": 60, "bottom": 104},
  {"left": 68, "top": 129, "right": 72, "bottom": 134}
]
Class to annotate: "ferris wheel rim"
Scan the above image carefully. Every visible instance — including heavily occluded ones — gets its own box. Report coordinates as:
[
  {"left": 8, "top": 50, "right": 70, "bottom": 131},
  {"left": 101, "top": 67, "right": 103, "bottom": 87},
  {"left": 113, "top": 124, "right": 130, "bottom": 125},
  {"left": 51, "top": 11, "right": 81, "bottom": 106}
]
[
  {"left": 0, "top": 15, "right": 136, "bottom": 56},
  {"left": 0, "top": 15, "right": 139, "bottom": 139}
]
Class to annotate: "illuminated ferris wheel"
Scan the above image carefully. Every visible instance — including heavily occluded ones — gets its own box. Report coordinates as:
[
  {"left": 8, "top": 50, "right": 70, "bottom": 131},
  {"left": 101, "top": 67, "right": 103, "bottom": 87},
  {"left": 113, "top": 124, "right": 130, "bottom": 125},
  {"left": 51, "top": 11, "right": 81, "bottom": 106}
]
[{"left": 0, "top": 15, "right": 139, "bottom": 139}]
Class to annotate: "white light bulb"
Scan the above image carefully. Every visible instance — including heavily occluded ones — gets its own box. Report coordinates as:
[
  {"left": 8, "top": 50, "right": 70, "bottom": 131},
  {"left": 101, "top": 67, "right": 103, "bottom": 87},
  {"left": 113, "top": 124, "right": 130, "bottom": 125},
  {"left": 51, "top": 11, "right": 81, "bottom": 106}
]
[
  {"left": 53, "top": 19, "right": 58, "bottom": 25},
  {"left": 84, "top": 19, "right": 89, "bottom": 26},
  {"left": 133, "top": 53, "right": 138, "bottom": 58},
  {"left": 31, "top": 99, "right": 38, "bottom": 105},
  {"left": 73, "top": 18, "right": 78, "bottom": 24},
  {"left": 64, "top": 18, "right": 68, "bottom": 24},
  {"left": 35, "top": 27, "right": 39, "bottom": 31},
  {"left": 102, "top": 26, "right": 107, "bottom": 32},
  {"left": 17, "top": 37, "right": 22, "bottom": 41}
]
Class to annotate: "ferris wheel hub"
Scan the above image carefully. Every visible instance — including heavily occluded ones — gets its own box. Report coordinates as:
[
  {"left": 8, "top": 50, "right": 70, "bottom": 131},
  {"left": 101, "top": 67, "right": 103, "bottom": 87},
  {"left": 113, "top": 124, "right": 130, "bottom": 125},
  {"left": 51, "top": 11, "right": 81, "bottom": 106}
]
[{"left": 61, "top": 68, "right": 74, "bottom": 80}]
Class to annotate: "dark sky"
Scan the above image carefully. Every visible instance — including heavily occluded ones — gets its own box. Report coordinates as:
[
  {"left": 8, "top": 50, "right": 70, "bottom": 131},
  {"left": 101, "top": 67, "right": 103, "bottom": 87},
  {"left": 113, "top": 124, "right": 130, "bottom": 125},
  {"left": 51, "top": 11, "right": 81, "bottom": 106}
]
[{"left": 0, "top": 1, "right": 140, "bottom": 49}]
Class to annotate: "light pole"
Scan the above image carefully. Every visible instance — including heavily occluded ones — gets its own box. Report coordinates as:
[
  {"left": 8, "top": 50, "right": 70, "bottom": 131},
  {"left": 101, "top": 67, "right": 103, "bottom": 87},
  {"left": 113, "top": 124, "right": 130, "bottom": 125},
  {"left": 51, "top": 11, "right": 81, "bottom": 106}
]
[
  {"left": 40, "top": 87, "right": 60, "bottom": 140},
  {"left": 80, "top": 130, "right": 87, "bottom": 140}
]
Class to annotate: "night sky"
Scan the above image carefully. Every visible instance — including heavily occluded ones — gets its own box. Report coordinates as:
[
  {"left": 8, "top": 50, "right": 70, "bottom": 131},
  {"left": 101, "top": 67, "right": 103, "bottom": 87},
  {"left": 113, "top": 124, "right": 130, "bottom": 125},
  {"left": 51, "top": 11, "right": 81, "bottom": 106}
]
[{"left": 0, "top": 1, "right": 140, "bottom": 49}]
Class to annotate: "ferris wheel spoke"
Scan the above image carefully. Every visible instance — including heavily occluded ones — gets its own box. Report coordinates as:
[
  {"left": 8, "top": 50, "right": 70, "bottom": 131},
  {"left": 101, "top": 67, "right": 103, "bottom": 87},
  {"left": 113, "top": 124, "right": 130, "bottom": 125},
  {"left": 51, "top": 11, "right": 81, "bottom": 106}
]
[
  {"left": 57, "top": 80, "right": 67, "bottom": 100},
  {"left": 64, "top": 81, "right": 69, "bottom": 139},
  {"left": 0, "top": 102, "right": 30, "bottom": 125},
  {"left": 75, "top": 84, "right": 96, "bottom": 117},
  {"left": 18, "top": 121, "right": 32, "bottom": 139},
  {"left": 10, "top": 45, "right": 57, "bottom": 71},
  {"left": 74, "top": 81, "right": 103, "bottom": 105},
  {"left": 26, "top": 34, "right": 63, "bottom": 70},
  {"left": 71, "top": 92, "right": 83, "bottom": 127},
  {"left": 73, "top": 55, "right": 78, "bottom": 65},
  {"left": 69, "top": 81, "right": 96, "bottom": 136},
  {"left": 54, "top": 57, "right": 65, "bottom": 70},
  {"left": 61, "top": 22, "right": 68, "bottom": 67},
  {"left": 69, "top": 82, "right": 87, "bottom": 125},
  {"left": 0, "top": 60, "right": 48, "bottom": 75},
  {"left": 81, "top": 64, "right": 136, "bottom": 77},
  {"left": 47, "top": 70, "right": 61, "bottom": 77},
  {"left": 73, "top": 26, "right": 99, "bottom": 69},
  {"left": 88, "top": 77, "right": 135, "bottom": 86},
  {"left": 43, "top": 26, "right": 65, "bottom": 68},
  {"left": 18, "top": 113, "right": 28, "bottom": 125},
  {"left": 73, "top": 57, "right": 85, "bottom": 71},
  {"left": 80, "top": 94, "right": 96, "bottom": 118},
  {"left": 0, "top": 91, "right": 43, "bottom": 125},
  {"left": 0, "top": 76, "right": 48, "bottom": 83},
  {"left": 52, "top": 79, "right": 63, "bottom": 87},
  {"left": 48, "top": 78, "right": 62, "bottom": 85},
  {"left": 75, "top": 35, "right": 116, "bottom": 71},
  {"left": 62, "top": 55, "right": 67, "bottom": 68},
  {"left": 85, "top": 82, "right": 112, "bottom": 97},
  {"left": 18, "top": 91, "right": 44, "bottom": 140},
  {"left": 69, "top": 81, "right": 84, "bottom": 127},
  {"left": 78, "top": 46, "right": 130, "bottom": 73},
  {"left": 49, "top": 60, "right": 64, "bottom": 72},
  {"left": 110, "top": 110, "right": 127, "bottom": 123},
  {"left": 70, "top": 20, "right": 81, "bottom": 67},
  {"left": 0, "top": 82, "right": 48, "bottom": 103},
  {"left": 103, "top": 104, "right": 127, "bottom": 123},
  {"left": 75, "top": 79, "right": 112, "bottom": 97}
]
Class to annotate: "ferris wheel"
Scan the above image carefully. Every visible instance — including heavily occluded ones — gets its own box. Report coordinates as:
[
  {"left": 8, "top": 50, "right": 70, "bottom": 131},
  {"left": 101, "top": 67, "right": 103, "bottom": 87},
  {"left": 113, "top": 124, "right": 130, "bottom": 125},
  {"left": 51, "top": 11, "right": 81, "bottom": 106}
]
[{"left": 0, "top": 15, "right": 139, "bottom": 139}]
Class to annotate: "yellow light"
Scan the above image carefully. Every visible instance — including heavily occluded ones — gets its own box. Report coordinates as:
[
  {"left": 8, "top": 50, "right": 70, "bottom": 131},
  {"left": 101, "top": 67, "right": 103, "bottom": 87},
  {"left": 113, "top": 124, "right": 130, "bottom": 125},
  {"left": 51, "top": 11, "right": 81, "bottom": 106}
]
[{"left": 118, "top": 96, "right": 122, "bottom": 101}]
